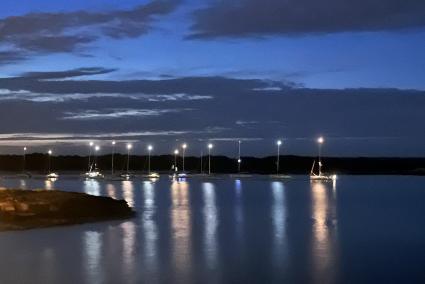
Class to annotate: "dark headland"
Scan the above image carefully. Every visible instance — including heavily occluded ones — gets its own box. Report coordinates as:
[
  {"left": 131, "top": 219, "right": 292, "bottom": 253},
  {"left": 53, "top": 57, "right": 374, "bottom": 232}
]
[{"left": 0, "top": 189, "right": 135, "bottom": 232}]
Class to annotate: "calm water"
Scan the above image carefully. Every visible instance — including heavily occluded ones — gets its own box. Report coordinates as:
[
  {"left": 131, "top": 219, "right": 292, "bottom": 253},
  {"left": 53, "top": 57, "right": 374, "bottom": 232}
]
[{"left": 0, "top": 175, "right": 424, "bottom": 284}]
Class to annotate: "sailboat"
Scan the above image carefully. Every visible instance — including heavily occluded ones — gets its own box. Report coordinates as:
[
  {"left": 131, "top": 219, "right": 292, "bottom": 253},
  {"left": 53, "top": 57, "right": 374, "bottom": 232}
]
[
  {"left": 230, "top": 140, "right": 252, "bottom": 178},
  {"left": 309, "top": 157, "right": 336, "bottom": 181},
  {"left": 84, "top": 162, "right": 104, "bottom": 179}
]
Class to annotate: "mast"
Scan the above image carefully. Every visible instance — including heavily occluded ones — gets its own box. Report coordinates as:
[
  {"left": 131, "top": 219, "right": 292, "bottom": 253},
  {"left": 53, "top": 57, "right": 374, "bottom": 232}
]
[{"left": 237, "top": 140, "right": 241, "bottom": 173}]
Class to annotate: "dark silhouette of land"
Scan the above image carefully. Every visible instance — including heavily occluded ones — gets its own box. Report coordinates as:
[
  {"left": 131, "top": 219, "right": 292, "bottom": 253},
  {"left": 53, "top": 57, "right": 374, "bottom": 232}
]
[
  {"left": 0, "top": 189, "right": 135, "bottom": 231},
  {"left": 1, "top": 153, "right": 424, "bottom": 175}
]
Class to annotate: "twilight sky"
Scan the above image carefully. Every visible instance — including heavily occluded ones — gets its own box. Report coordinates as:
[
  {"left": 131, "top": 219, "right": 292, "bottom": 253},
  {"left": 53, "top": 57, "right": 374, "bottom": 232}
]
[{"left": 0, "top": 0, "right": 424, "bottom": 156}]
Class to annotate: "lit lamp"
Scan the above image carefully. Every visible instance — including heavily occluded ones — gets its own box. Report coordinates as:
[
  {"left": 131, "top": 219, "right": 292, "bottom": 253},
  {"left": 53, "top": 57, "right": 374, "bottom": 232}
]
[
  {"left": 126, "top": 143, "right": 132, "bottom": 174},
  {"left": 47, "top": 150, "right": 52, "bottom": 173},
  {"left": 23, "top": 147, "right": 27, "bottom": 172},
  {"left": 174, "top": 149, "right": 179, "bottom": 170},
  {"left": 208, "top": 143, "right": 213, "bottom": 175},
  {"left": 111, "top": 141, "right": 116, "bottom": 175},
  {"left": 317, "top": 136, "right": 324, "bottom": 175},
  {"left": 276, "top": 140, "right": 282, "bottom": 174},
  {"left": 147, "top": 145, "right": 153, "bottom": 174},
  {"left": 94, "top": 145, "right": 100, "bottom": 168},
  {"left": 182, "top": 143, "right": 187, "bottom": 172}
]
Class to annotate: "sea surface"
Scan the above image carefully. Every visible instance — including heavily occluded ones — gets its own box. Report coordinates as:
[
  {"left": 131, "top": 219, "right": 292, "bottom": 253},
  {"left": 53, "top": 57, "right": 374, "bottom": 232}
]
[{"left": 0, "top": 175, "right": 424, "bottom": 284}]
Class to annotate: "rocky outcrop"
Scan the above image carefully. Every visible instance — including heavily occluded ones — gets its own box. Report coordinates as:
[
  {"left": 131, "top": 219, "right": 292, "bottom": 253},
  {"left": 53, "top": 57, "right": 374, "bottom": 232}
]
[{"left": 0, "top": 189, "right": 135, "bottom": 231}]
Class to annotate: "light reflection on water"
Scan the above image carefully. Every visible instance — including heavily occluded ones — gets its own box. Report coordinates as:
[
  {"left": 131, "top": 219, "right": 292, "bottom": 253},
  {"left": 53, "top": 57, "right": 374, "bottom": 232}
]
[
  {"left": 44, "top": 178, "right": 56, "bottom": 190},
  {"left": 234, "top": 179, "right": 244, "bottom": 241},
  {"left": 271, "top": 181, "right": 287, "bottom": 267},
  {"left": 171, "top": 180, "right": 192, "bottom": 282},
  {"left": 83, "top": 179, "right": 100, "bottom": 196},
  {"left": 121, "top": 221, "right": 136, "bottom": 280},
  {"left": 122, "top": 180, "right": 135, "bottom": 207},
  {"left": 202, "top": 182, "right": 218, "bottom": 269},
  {"left": 106, "top": 183, "right": 117, "bottom": 199},
  {"left": 0, "top": 176, "right": 424, "bottom": 283},
  {"left": 310, "top": 181, "right": 338, "bottom": 284},
  {"left": 142, "top": 180, "right": 158, "bottom": 274},
  {"left": 84, "top": 231, "right": 103, "bottom": 284}
]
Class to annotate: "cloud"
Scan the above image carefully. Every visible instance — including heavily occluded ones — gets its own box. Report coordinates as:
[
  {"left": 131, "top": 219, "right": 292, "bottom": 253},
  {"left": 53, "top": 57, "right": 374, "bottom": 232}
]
[
  {"left": 0, "top": 70, "right": 291, "bottom": 97},
  {"left": 61, "top": 108, "right": 190, "bottom": 120},
  {"left": 147, "top": 93, "right": 213, "bottom": 102},
  {"left": 235, "top": 120, "right": 259, "bottom": 126},
  {"left": 0, "top": 0, "right": 180, "bottom": 61},
  {"left": 0, "top": 50, "right": 27, "bottom": 64},
  {"left": 20, "top": 67, "right": 116, "bottom": 80},
  {"left": 0, "top": 68, "right": 424, "bottom": 156},
  {"left": 189, "top": 0, "right": 425, "bottom": 38}
]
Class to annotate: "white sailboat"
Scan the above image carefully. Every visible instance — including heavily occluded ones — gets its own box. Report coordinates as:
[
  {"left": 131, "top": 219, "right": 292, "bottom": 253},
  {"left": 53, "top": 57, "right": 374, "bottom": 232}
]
[
  {"left": 84, "top": 164, "right": 104, "bottom": 179},
  {"left": 310, "top": 137, "right": 336, "bottom": 181},
  {"left": 84, "top": 145, "right": 104, "bottom": 179}
]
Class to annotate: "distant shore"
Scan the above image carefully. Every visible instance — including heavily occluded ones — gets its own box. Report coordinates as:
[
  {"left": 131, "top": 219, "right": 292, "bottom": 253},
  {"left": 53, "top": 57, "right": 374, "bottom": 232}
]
[
  {"left": 0, "top": 189, "right": 135, "bottom": 232},
  {"left": 0, "top": 154, "right": 424, "bottom": 175}
]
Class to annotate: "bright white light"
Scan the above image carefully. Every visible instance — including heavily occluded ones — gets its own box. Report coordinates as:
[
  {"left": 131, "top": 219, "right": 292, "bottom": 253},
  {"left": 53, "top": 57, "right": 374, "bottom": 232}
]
[
  {"left": 148, "top": 145, "right": 153, "bottom": 151},
  {"left": 48, "top": 150, "right": 52, "bottom": 155},
  {"left": 238, "top": 159, "right": 241, "bottom": 163},
  {"left": 208, "top": 143, "right": 213, "bottom": 149},
  {"left": 24, "top": 147, "right": 27, "bottom": 151},
  {"left": 95, "top": 146, "right": 100, "bottom": 151},
  {"left": 112, "top": 141, "right": 116, "bottom": 145},
  {"left": 277, "top": 140, "right": 282, "bottom": 146},
  {"left": 127, "top": 143, "right": 132, "bottom": 150},
  {"left": 318, "top": 137, "right": 324, "bottom": 144},
  {"left": 182, "top": 143, "right": 187, "bottom": 149},
  {"left": 174, "top": 149, "right": 179, "bottom": 155},
  {"left": 89, "top": 142, "right": 94, "bottom": 146}
]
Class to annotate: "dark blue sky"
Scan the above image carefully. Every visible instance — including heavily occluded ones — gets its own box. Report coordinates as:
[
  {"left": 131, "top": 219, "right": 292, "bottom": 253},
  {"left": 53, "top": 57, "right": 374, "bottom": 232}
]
[{"left": 0, "top": 0, "right": 424, "bottom": 156}]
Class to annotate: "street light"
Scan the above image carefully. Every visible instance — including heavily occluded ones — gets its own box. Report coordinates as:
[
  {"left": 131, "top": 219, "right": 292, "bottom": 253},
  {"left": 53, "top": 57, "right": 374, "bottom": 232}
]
[
  {"left": 126, "top": 143, "right": 132, "bottom": 174},
  {"left": 47, "top": 150, "right": 52, "bottom": 173},
  {"left": 174, "top": 149, "right": 179, "bottom": 171},
  {"left": 182, "top": 143, "right": 187, "bottom": 172},
  {"left": 208, "top": 143, "right": 213, "bottom": 175},
  {"left": 317, "top": 136, "right": 324, "bottom": 176},
  {"left": 94, "top": 145, "right": 100, "bottom": 169},
  {"left": 23, "top": 147, "right": 27, "bottom": 172},
  {"left": 147, "top": 145, "right": 153, "bottom": 174},
  {"left": 276, "top": 140, "right": 282, "bottom": 174},
  {"left": 111, "top": 141, "right": 116, "bottom": 175}
]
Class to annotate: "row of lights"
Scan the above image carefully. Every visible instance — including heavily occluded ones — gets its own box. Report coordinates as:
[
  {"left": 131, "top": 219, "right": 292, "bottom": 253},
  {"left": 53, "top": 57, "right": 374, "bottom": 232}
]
[{"left": 23, "top": 138, "right": 325, "bottom": 155}]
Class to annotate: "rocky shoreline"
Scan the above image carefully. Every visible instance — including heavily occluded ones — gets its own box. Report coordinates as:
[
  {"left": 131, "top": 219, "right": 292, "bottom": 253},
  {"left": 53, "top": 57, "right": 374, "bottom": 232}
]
[{"left": 0, "top": 189, "right": 135, "bottom": 231}]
